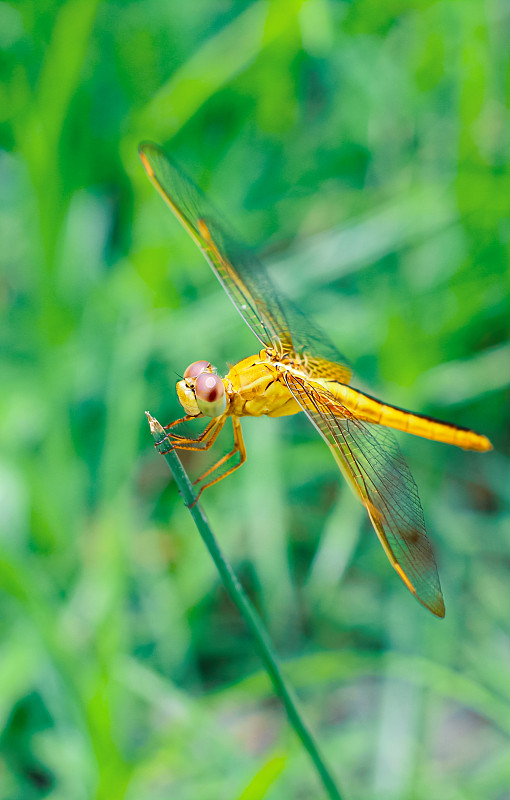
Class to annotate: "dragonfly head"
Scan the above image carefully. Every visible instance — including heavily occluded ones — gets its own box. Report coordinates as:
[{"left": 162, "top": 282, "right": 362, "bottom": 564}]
[{"left": 176, "top": 360, "right": 227, "bottom": 418}]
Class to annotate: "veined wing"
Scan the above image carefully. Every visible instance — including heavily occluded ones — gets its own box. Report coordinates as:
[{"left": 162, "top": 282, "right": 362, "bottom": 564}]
[
  {"left": 139, "top": 142, "right": 351, "bottom": 381},
  {"left": 284, "top": 372, "right": 445, "bottom": 617}
]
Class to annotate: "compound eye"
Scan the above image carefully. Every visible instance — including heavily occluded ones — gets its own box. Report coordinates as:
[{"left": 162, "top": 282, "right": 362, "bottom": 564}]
[
  {"left": 195, "top": 373, "right": 226, "bottom": 417},
  {"left": 184, "top": 360, "right": 211, "bottom": 379}
]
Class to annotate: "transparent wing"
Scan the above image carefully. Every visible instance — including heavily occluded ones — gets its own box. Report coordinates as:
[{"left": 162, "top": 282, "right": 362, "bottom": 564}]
[
  {"left": 284, "top": 372, "right": 445, "bottom": 617},
  {"left": 139, "top": 142, "right": 351, "bottom": 380}
]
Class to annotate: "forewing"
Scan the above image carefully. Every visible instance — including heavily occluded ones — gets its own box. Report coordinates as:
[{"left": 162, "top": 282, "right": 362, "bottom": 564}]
[
  {"left": 285, "top": 373, "right": 445, "bottom": 617},
  {"left": 139, "top": 142, "right": 352, "bottom": 380},
  {"left": 140, "top": 142, "right": 291, "bottom": 349}
]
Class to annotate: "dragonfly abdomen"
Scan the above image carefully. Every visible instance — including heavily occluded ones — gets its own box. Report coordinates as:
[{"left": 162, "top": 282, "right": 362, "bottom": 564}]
[{"left": 326, "top": 383, "right": 492, "bottom": 452}]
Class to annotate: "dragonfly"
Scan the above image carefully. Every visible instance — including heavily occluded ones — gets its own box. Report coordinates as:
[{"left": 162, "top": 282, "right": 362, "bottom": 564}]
[{"left": 139, "top": 141, "right": 492, "bottom": 618}]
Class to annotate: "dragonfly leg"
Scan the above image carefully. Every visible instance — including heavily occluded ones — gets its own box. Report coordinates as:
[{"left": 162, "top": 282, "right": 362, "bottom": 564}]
[
  {"left": 161, "top": 414, "right": 210, "bottom": 443},
  {"left": 158, "top": 417, "right": 225, "bottom": 454},
  {"left": 163, "top": 414, "right": 195, "bottom": 430},
  {"left": 191, "top": 417, "right": 246, "bottom": 504}
]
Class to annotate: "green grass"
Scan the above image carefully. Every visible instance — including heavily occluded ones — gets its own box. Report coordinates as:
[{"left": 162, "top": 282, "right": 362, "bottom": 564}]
[{"left": 1, "top": 0, "right": 509, "bottom": 798}]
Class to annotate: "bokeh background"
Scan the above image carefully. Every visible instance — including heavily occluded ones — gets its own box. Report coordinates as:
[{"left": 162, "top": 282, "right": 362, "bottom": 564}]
[{"left": 1, "top": 1, "right": 510, "bottom": 798}]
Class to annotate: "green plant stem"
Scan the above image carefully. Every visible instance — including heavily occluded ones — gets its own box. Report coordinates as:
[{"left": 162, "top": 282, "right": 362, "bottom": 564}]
[{"left": 147, "top": 413, "right": 345, "bottom": 800}]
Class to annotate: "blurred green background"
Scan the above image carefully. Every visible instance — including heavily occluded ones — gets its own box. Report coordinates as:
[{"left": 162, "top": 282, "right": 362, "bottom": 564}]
[{"left": 1, "top": 0, "right": 510, "bottom": 798}]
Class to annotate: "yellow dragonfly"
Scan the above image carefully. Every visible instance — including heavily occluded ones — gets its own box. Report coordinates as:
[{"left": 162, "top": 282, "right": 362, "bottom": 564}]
[{"left": 140, "top": 142, "right": 492, "bottom": 618}]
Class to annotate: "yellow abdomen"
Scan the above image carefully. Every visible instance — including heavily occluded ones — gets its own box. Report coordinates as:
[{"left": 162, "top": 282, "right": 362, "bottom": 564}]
[{"left": 326, "top": 382, "right": 492, "bottom": 452}]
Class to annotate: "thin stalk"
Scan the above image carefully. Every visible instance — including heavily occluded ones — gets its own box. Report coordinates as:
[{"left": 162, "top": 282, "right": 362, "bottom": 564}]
[{"left": 146, "top": 413, "right": 345, "bottom": 800}]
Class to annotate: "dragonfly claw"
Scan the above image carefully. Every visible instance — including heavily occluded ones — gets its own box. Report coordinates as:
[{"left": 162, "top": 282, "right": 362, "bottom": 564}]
[{"left": 156, "top": 440, "right": 175, "bottom": 455}]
